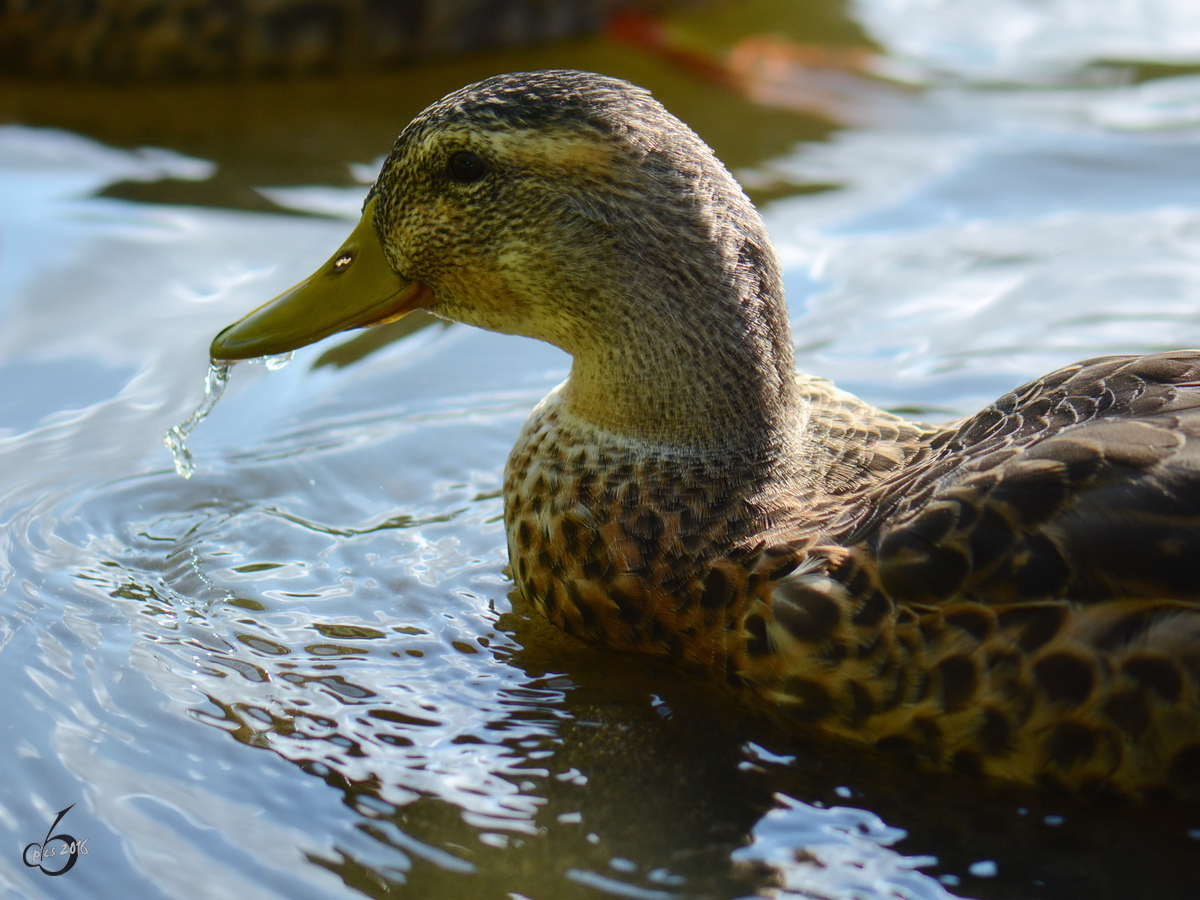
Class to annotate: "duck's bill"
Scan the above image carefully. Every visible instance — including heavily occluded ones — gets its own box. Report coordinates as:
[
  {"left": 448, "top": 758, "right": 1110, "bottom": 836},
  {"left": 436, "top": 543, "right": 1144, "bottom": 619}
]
[{"left": 209, "top": 196, "right": 434, "bottom": 361}]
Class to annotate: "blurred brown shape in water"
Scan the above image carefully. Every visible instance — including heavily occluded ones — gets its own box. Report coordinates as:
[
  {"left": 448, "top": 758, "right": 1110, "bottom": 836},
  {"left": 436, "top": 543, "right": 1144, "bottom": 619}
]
[{"left": 0, "top": 0, "right": 697, "bottom": 78}]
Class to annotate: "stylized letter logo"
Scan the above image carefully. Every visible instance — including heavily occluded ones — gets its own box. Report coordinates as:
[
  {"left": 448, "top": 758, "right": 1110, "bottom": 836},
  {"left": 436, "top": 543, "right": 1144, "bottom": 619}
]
[{"left": 22, "top": 804, "right": 85, "bottom": 876}]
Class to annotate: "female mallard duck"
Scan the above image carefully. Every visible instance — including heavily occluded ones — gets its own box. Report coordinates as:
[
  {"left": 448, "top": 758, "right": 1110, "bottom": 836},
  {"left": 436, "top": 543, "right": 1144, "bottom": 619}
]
[{"left": 211, "top": 70, "right": 1200, "bottom": 799}]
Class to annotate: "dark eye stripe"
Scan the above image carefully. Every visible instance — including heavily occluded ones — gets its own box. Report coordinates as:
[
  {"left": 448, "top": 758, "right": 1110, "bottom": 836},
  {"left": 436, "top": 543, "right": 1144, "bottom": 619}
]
[{"left": 447, "top": 151, "right": 488, "bottom": 183}]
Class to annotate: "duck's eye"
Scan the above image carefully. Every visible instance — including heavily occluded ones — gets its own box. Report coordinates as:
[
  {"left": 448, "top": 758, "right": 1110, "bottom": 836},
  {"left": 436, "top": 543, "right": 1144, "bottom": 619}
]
[{"left": 447, "top": 151, "right": 488, "bottom": 184}]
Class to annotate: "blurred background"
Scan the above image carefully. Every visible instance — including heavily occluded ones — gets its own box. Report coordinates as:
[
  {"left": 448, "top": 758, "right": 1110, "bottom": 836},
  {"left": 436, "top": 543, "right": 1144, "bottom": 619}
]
[{"left": 2, "top": 1, "right": 1200, "bottom": 899}]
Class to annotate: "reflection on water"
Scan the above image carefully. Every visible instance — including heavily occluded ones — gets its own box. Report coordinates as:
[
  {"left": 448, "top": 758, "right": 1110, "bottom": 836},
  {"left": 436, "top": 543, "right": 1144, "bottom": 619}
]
[
  {"left": 853, "top": 0, "right": 1200, "bottom": 83},
  {"left": 3, "top": 1, "right": 1200, "bottom": 898}
]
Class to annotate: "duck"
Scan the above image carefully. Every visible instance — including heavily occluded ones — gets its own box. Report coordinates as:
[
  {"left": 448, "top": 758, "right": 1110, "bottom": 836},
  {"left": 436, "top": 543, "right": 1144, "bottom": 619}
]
[
  {"left": 210, "top": 69, "right": 1200, "bottom": 800},
  {"left": 2, "top": 0, "right": 631, "bottom": 78}
]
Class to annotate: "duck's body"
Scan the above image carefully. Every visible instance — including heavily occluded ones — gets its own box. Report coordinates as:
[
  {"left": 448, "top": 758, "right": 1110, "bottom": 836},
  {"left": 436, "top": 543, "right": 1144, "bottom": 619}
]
[
  {"left": 508, "top": 354, "right": 1200, "bottom": 798},
  {"left": 212, "top": 70, "right": 1200, "bottom": 799}
]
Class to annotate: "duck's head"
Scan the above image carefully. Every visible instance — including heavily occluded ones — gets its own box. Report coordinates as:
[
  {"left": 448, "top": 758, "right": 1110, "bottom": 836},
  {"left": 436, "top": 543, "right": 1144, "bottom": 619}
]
[{"left": 212, "top": 70, "right": 797, "bottom": 447}]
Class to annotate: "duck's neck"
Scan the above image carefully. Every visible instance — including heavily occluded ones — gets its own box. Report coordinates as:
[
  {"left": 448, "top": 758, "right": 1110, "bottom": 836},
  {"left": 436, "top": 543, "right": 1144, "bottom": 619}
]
[
  {"left": 559, "top": 249, "right": 802, "bottom": 453},
  {"left": 562, "top": 346, "right": 794, "bottom": 452}
]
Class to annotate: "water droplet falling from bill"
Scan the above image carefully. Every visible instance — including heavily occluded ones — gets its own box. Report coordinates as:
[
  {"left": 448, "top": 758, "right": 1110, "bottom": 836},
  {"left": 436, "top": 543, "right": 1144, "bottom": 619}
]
[{"left": 163, "top": 362, "right": 233, "bottom": 479}]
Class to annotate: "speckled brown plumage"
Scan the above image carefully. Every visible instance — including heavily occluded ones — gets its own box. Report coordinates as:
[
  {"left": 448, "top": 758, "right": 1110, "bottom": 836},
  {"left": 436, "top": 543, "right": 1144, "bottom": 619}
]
[
  {"left": 229, "top": 70, "right": 1200, "bottom": 798},
  {"left": 773, "top": 357, "right": 1200, "bottom": 789},
  {"left": 506, "top": 351, "right": 1200, "bottom": 799}
]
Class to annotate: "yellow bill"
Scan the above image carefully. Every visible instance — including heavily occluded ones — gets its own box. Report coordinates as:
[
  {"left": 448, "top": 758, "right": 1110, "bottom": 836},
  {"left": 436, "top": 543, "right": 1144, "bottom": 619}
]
[{"left": 210, "top": 196, "right": 433, "bottom": 361}]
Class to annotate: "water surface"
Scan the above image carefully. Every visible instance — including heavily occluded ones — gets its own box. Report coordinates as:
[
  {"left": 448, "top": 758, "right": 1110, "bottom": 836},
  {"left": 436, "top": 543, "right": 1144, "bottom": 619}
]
[{"left": 3, "top": 1, "right": 1200, "bottom": 898}]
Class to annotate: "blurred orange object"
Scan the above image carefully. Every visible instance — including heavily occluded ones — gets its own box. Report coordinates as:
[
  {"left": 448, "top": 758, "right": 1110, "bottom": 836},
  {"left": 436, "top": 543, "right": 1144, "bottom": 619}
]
[
  {"left": 607, "top": 9, "right": 900, "bottom": 122},
  {"left": 606, "top": 9, "right": 736, "bottom": 85}
]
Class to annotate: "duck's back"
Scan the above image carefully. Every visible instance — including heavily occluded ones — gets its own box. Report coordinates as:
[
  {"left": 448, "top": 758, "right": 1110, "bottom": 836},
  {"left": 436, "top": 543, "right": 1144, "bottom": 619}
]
[
  {"left": 742, "top": 351, "right": 1200, "bottom": 798},
  {"left": 850, "top": 351, "right": 1200, "bottom": 604}
]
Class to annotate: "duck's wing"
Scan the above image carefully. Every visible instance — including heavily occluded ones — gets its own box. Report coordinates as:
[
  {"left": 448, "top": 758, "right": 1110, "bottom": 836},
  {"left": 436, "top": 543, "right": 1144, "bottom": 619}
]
[
  {"left": 853, "top": 352, "right": 1200, "bottom": 608},
  {"left": 736, "top": 354, "right": 1200, "bottom": 796}
]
